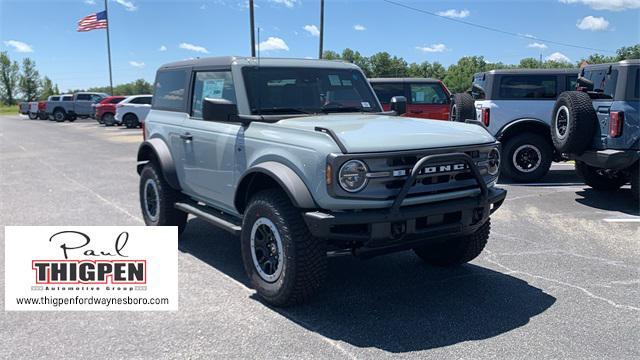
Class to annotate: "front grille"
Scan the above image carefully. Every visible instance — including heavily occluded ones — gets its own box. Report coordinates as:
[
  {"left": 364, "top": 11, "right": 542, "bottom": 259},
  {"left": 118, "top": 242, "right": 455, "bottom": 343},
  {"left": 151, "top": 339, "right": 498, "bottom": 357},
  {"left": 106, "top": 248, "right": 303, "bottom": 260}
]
[{"left": 329, "top": 144, "right": 497, "bottom": 200}]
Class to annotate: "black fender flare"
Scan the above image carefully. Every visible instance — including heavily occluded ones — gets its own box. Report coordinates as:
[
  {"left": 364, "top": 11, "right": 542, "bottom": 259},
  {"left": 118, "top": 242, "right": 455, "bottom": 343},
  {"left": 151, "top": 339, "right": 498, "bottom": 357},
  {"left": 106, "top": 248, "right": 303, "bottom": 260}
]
[
  {"left": 234, "top": 162, "right": 316, "bottom": 214},
  {"left": 136, "top": 138, "right": 181, "bottom": 190},
  {"left": 495, "top": 118, "right": 550, "bottom": 140}
]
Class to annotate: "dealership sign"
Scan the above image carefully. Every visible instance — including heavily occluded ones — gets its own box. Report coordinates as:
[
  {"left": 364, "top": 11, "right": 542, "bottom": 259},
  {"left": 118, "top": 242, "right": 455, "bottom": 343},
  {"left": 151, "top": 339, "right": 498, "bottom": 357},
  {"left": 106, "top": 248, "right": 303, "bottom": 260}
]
[{"left": 5, "top": 226, "right": 178, "bottom": 311}]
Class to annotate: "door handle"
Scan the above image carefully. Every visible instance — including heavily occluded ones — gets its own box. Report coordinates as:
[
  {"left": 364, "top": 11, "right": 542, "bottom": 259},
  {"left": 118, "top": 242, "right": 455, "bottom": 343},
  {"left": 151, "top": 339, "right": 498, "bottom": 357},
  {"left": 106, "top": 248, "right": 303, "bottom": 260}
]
[{"left": 180, "top": 132, "right": 193, "bottom": 141}]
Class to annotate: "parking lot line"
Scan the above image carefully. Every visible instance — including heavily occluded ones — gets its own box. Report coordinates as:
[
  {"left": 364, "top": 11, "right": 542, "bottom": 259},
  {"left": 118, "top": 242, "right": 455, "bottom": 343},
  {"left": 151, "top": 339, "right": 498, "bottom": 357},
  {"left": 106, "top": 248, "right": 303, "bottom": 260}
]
[{"left": 603, "top": 218, "right": 640, "bottom": 223}]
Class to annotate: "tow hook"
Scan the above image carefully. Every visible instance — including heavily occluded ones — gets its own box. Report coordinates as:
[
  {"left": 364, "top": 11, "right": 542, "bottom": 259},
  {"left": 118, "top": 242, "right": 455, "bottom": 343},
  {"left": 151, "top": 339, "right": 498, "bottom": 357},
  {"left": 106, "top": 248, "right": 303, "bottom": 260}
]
[{"left": 391, "top": 221, "right": 407, "bottom": 239}]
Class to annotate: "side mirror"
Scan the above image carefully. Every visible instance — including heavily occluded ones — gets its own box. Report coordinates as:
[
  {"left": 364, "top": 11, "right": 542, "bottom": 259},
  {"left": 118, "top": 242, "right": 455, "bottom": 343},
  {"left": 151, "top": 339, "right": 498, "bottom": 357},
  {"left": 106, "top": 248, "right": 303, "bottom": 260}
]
[
  {"left": 390, "top": 96, "right": 407, "bottom": 116},
  {"left": 202, "top": 98, "right": 238, "bottom": 122}
]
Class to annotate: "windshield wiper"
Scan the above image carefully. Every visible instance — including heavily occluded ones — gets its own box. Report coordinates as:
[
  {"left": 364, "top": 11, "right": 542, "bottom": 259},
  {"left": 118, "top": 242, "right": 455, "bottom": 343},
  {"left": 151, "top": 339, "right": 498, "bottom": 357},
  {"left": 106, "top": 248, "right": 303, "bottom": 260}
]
[
  {"left": 255, "top": 107, "right": 312, "bottom": 115},
  {"left": 320, "top": 106, "right": 373, "bottom": 113}
]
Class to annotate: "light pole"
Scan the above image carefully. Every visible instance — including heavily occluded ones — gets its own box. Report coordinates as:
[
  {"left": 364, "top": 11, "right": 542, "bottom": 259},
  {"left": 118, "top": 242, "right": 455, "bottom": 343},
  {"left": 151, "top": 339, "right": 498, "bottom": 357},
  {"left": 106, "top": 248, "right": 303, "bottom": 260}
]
[
  {"left": 250, "top": 0, "right": 256, "bottom": 57},
  {"left": 319, "top": 0, "right": 324, "bottom": 59}
]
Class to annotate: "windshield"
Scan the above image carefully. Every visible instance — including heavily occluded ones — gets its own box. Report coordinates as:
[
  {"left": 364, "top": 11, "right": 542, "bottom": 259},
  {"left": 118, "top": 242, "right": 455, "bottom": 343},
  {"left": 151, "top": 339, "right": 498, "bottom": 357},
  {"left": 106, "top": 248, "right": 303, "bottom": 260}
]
[{"left": 243, "top": 67, "right": 381, "bottom": 115}]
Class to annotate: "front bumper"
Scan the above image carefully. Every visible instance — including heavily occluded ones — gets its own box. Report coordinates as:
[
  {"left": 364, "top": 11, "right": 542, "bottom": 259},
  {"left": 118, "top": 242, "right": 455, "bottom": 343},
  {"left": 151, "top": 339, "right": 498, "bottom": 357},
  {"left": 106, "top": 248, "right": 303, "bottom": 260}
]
[{"left": 304, "top": 186, "right": 505, "bottom": 242}]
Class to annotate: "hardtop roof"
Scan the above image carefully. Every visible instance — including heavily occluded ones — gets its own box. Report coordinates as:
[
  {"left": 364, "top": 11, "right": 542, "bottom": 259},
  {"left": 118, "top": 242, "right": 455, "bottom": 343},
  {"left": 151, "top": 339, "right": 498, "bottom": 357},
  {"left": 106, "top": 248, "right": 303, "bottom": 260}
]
[
  {"left": 158, "top": 56, "right": 360, "bottom": 70},
  {"left": 368, "top": 78, "right": 441, "bottom": 83},
  {"left": 476, "top": 68, "right": 578, "bottom": 77}
]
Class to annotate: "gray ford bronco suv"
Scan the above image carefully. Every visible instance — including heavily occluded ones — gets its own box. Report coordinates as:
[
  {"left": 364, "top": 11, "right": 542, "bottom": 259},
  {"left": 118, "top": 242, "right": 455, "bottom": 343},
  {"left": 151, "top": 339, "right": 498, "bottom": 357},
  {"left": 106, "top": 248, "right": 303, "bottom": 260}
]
[
  {"left": 137, "top": 57, "right": 506, "bottom": 306},
  {"left": 550, "top": 60, "right": 639, "bottom": 200}
]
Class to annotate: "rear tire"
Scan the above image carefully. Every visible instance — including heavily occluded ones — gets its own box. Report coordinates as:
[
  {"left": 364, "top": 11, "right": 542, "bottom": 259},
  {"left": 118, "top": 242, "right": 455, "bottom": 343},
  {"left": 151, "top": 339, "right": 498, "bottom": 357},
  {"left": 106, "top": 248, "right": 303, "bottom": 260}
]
[
  {"left": 28, "top": 112, "right": 38, "bottom": 120},
  {"left": 124, "top": 114, "right": 139, "bottom": 128},
  {"left": 53, "top": 109, "right": 66, "bottom": 122},
  {"left": 575, "top": 161, "right": 628, "bottom": 191},
  {"left": 551, "top": 91, "right": 597, "bottom": 154},
  {"left": 449, "top": 93, "right": 476, "bottom": 122},
  {"left": 139, "top": 163, "right": 187, "bottom": 234},
  {"left": 102, "top": 113, "right": 115, "bottom": 126},
  {"left": 501, "top": 133, "right": 553, "bottom": 182},
  {"left": 38, "top": 113, "right": 48, "bottom": 120},
  {"left": 414, "top": 220, "right": 490, "bottom": 267},
  {"left": 241, "top": 189, "right": 327, "bottom": 307}
]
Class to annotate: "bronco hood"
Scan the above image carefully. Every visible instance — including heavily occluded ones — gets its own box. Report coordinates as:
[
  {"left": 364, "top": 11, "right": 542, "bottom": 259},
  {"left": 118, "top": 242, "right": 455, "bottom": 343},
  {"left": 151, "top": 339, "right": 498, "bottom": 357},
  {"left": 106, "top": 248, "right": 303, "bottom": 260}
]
[{"left": 276, "top": 114, "right": 495, "bottom": 153}]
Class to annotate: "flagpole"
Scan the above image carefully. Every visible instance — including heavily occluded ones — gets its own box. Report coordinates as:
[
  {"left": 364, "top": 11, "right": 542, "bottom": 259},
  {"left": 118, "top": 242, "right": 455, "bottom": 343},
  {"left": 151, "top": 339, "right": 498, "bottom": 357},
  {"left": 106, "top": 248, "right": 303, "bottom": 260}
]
[{"left": 104, "top": 0, "right": 114, "bottom": 94}]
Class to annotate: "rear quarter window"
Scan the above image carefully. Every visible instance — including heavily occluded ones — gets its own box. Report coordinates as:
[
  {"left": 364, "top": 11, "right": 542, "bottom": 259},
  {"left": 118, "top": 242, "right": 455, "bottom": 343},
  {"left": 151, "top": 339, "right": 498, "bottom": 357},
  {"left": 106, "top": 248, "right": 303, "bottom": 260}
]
[
  {"left": 371, "top": 83, "right": 404, "bottom": 104},
  {"left": 498, "top": 75, "right": 557, "bottom": 99},
  {"left": 583, "top": 68, "right": 618, "bottom": 99},
  {"left": 153, "top": 69, "right": 187, "bottom": 111},
  {"left": 472, "top": 74, "right": 487, "bottom": 100},
  {"left": 409, "top": 83, "right": 448, "bottom": 104}
]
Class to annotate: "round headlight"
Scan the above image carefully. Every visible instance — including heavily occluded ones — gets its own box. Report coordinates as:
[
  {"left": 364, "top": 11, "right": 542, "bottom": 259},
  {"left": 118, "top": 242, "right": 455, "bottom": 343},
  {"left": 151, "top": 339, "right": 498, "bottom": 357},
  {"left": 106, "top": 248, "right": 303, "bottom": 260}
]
[
  {"left": 338, "top": 160, "right": 368, "bottom": 192},
  {"left": 487, "top": 148, "right": 500, "bottom": 176}
]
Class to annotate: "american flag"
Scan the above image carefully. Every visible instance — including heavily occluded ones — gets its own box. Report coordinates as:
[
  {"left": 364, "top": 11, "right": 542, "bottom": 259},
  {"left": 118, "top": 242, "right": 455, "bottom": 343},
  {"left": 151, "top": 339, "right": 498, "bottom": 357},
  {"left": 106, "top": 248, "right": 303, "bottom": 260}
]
[{"left": 77, "top": 10, "right": 108, "bottom": 32}]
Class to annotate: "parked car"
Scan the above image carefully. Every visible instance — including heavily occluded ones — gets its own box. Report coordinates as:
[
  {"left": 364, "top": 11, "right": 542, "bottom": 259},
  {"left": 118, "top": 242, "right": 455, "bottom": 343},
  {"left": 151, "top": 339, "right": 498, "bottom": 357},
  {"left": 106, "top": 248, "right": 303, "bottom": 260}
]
[
  {"left": 550, "top": 60, "right": 639, "bottom": 200},
  {"left": 27, "top": 101, "right": 39, "bottom": 119},
  {"left": 114, "top": 94, "right": 152, "bottom": 128},
  {"left": 47, "top": 92, "right": 108, "bottom": 122},
  {"left": 370, "top": 78, "right": 451, "bottom": 120},
  {"left": 18, "top": 102, "right": 29, "bottom": 115},
  {"left": 137, "top": 57, "right": 506, "bottom": 306},
  {"left": 94, "top": 96, "right": 126, "bottom": 124},
  {"left": 451, "top": 68, "right": 578, "bottom": 182}
]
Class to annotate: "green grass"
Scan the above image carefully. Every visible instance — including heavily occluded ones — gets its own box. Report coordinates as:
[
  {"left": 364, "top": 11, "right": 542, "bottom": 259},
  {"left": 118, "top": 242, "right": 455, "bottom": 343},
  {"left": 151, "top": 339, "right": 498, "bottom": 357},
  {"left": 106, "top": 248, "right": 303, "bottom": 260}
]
[{"left": 0, "top": 104, "right": 19, "bottom": 115}]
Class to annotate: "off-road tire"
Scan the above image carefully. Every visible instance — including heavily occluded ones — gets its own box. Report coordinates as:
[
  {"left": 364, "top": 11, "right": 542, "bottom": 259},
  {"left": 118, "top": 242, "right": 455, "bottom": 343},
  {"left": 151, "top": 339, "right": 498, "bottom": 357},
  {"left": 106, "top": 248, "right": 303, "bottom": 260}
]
[
  {"left": 575, "top": 161, "right": 628, "bottom": 191},
  {"left": 53, "top": 109, "right": 66, "bottom": 122},
  {"left": 449, "top": 93, "right": 476, "bottom": 122},
  {"left": 241, "top": 189, "right": 327, "bottom": 307},
  {"left": 124, "top": 114, "right": 139, "bottom": 128},
  {"left": 551, "top": 91, "right": 597, "bottom": 154},
  {"left": 38, "top": 113, "right": 48, "bottom": 120},
  {"left": 414, "top": 220, "right": 490, "bottom": 267},
  {"left": 28, "top": 112, "right": 38, "bottom": 120},
  {"left": 501, "top": 133, "right": 553, "bottom": 182},
  {"left": 139, "top": 163, "right": 187, "bottom": 234}
]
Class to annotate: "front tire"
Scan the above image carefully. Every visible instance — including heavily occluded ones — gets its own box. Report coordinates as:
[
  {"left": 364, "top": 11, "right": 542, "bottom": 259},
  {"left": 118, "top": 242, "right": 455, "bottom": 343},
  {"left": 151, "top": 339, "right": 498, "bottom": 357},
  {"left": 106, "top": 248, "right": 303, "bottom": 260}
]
[
  {"left": 575, "top": 161, "right": 628, "bottom": 191},
  {"left": 28, "top": 112, "right": 38, "bottom": 120},
  {"left": 501, "top": 133, "right": 553, "bottom": 182},
  {"left": 124, "top": 114, "right": 139, "bottom": 128},
  {"left": 38, "top": 113, "right": 48, "bottom": 120},
  {"left": 139, "top": 163, "right": 187, "bottom": 234},
  {"left": 103, "top": 113, "right": 115, "bottom": 126},
  {"left": 414, "top": 220, "right": 490, "bottom": 267},
  {"left": 53, "top": 109, "right": 66, "bottom": 122},
  {"left": 241, "top": 189, "right": 327, "bottom": 307}
]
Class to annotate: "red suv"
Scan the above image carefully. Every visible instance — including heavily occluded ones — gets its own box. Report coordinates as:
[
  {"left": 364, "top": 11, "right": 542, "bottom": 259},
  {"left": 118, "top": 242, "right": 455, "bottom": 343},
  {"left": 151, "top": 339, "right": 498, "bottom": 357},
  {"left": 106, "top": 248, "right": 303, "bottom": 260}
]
[
  {"left": 370, "top": 78, "right": 451, "bottom": 120},
  {"left": 94, "top": 96, "right": 126, "bottom": 124}
]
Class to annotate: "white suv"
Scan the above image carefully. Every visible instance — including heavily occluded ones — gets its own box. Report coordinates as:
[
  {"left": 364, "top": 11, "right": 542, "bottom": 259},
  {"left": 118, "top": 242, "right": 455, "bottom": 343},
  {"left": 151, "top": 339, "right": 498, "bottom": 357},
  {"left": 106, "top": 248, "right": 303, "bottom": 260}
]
[{"left": 114, "top": 94, "right": 152, "bottom": 128}]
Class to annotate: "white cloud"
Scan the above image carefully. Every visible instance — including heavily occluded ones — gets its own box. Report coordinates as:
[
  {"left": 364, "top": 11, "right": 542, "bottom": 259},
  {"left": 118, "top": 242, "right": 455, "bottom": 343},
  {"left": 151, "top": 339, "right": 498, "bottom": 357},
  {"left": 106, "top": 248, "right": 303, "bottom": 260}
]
[
  {"left": 4, "top": 40, "right": 33, "bottom": 53},
  {"left": 270, "top": 0, "right": 298, "bottom": 8},
  {"left": 258, "top": 37, "right": 289, "bottom": 51},
  {"left": 546, "top": 52, "right": 571, "bottom": 62},
  {"left": 84, "top": 0, "right": 96, "bottom": 5},
  {"left": 158, "top": 45, "right": 167, "bottom": 51},
  {"left": 528, "top": 42, "right": 548, "bottom": 49},
  {"left": 576, "top": 15, "right": 610, "bottom": 31},
  {"left": 436, "top": 9, "right": 470, "bottom": 18},
  {"left": 115, "top": 0, "right": 137, "bottom": 11},
  {"left": 559, "top": 0, "right": 640, "bottom": 11},
  {"left": 179, "top": 42, "right": 209, "bottom": 54},
  {"left": 129, "top": 61, "right": 145, "bottom": 68},
  {"left": 303, "top": 25, "right": 320, "bottom": 37},
  {"left": 353, "top": 24, "right": 366, "bottom": 31},
  {"left": 415, "top": 43, "right": 448, "bottom": 53}
]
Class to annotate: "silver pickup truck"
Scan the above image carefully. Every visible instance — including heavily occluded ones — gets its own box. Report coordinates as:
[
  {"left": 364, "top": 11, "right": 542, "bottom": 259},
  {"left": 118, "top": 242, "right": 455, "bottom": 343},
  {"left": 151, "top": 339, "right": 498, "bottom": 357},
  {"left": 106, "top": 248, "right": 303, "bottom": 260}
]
[{"left": 47, "top": 92, "right": 108, "bottom": 122}]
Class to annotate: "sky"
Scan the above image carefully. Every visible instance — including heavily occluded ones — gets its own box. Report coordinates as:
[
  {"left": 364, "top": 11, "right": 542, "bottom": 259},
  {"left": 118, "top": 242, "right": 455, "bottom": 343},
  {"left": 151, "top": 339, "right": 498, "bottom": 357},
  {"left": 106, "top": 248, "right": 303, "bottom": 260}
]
[{"left": 1, "top": 0, "right": 639, "bottom": 91}]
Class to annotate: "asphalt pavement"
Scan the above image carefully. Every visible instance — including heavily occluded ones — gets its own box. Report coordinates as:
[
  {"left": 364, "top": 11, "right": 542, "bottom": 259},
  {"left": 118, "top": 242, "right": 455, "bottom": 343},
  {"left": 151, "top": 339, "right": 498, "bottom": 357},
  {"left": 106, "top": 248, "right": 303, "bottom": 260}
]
[{"left": 1, "top": 115, "right": 639, "bottom": 359}]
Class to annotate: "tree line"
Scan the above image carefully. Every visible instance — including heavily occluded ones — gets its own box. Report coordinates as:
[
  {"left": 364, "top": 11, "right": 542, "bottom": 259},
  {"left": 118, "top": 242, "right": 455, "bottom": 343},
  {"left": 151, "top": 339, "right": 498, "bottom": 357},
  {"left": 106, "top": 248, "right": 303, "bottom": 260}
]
[
  {"left": 323, "top": 44, "right": 639, "bottom": 93},
  {"left": 0, "top": 51, "right": 60, "bottom": 105}
]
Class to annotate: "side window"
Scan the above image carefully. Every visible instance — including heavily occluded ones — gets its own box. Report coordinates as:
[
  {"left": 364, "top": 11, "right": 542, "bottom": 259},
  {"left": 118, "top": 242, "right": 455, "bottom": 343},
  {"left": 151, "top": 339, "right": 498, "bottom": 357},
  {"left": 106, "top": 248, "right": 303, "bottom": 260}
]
[
  {"left": 153, "top": 69, "right": 187, "bottom": 111},
  {"left": 471, "top": 74, "right": 486, "bottom": 100},
  {"left": 498, "top": 75, "right": 557, "bottom": 99},
  {"left": 130, "top": 97, "right": 144, "bottom": 104},
  {"left": 140, "top": 96, "right": 152, "bottom": 105},
  {"left": 50, "top": 96, "right": 59, "bottom": 101},
  {"left": 62, "top": 96, "right": 73, "bottom": 101},
  {"left": 76, "top": 94, "right": 91, "bottom": 101},
  {"left": 585, "top": 69, "right": 618, "bottom": 99},
  {"left": 409, "top": 83, "right": 448, "bottom": 104},
  {"left": 190, "top": 71, "right": 236, "bottom": 119},
  {"left": 91, "top": 94, "right": 103, "bottom": 103},
  {"left": 371, "top": 83, "right": 404, "bottom": 104},
  {"left": 566, "top": 76, "right": 578, "bottom": 91}
]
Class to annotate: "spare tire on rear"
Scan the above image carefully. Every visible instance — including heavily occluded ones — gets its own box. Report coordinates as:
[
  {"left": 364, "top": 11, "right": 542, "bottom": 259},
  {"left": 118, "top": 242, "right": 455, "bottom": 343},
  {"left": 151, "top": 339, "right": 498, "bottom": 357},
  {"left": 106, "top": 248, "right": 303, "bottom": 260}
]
[
  {"left": 551, "top": 91, "right": 597, "bottom": 154},
  {"left": 449, "top": 93, "right": 476, "bottom": 122}
]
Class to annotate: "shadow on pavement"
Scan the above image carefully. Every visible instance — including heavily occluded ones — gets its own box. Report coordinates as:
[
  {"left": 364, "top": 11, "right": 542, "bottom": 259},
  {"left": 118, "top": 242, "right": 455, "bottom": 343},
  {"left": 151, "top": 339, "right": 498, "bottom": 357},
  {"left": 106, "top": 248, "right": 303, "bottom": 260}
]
[
  {"left": 498, "top": 168, "right": 581, "bottom": 186},
  {"left": 179, "top": 218, "right": 556, "bottom": 353},
  {"left": 575, "top": 188, "right": 639, "bottom": 216}
]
